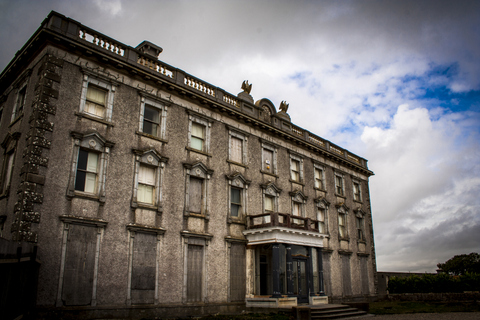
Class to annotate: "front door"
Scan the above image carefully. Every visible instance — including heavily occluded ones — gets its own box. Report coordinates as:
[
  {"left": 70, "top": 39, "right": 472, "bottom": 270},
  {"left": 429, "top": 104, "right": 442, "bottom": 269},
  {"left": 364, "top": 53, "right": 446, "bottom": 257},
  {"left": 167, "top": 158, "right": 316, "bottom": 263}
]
[{"left": 293, "top": 258, "right": 309, "bottom": 303}]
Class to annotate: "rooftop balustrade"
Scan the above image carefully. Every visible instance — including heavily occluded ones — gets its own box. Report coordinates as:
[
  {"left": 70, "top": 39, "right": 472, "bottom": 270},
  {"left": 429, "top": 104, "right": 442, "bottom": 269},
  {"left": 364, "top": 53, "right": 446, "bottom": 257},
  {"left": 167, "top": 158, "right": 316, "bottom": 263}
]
[{"left": 20, "top": 11, "right": 371, "bottom": 173}]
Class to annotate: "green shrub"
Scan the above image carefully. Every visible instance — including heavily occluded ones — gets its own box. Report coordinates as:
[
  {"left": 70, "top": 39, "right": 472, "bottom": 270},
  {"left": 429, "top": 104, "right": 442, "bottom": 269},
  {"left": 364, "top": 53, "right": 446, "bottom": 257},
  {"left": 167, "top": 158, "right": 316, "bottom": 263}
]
[{"left": 387, "top": 273, "right": 480, "bottom": 293}]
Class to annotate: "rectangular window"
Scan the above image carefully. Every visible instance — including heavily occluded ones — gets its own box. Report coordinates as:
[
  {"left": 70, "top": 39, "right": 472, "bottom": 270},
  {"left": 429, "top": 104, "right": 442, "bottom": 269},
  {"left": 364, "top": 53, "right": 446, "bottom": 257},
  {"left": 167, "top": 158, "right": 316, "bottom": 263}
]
[
  {"left": 138, "top": 164, "right": 155, "bottom": 204},
  {"left": 317, "top": 207, "right": 326, "bottom": 233},
  {"left": 338, "top": 213, "right": 346, "bottom": 238},
  {"left": 1, "top": 152, "right": 15, "bottom": 193},
  {"left": 191, "top": 122, "right": 205, "bottom": 151},
  {"left": 231, "top": 187, "right": 241, "bottom": 217},
  {"left": 314, "top": 168, "right": 324, "bottom": 189},
  {"left": 292, "top": 202, "right": 301, "bottom": 216},
  {"left": 187, "top": 245, "right": 204, "bottom": 302},
  {"left": 291, "top": 159, "right": 300, "bottom": 181},
  {"left": 262, "top": 149, "right": 274, "bottom": 173},
  {"left": 11, "top": 86, "right": 26, "bottom": 122},
  {"left": 335, "top": 175, "right": 344, "bottom": 196},
  {"left": 230, "top": 136, "right": 243, "bottom": 163},
  {"left": 143, "top": 104, "right": 160, "bottom": 137},
  {"left": 85, "top": 85, "right": 107, "bottom": 118},
  {"left": 264, "top": 195, "right": 274, "bottom": 212},
  {"left": 189, "top": 177, "right": 203, "bottom": 214},
  {"left": 75, "top": 149, "right": 98, "bottom": 193},
  {"left": 353, "top": 181, "right": 362, "bottom": 201},
  {"left": 356, "top": 216, "right": 365, "bottom": 240}
]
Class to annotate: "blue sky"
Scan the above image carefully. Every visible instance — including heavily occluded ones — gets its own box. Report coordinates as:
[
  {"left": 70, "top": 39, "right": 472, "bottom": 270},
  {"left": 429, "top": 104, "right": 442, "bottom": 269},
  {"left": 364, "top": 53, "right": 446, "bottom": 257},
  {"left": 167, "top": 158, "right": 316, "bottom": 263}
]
[{"left": 0, "top": 0, "right": 479, "bottom": 272}]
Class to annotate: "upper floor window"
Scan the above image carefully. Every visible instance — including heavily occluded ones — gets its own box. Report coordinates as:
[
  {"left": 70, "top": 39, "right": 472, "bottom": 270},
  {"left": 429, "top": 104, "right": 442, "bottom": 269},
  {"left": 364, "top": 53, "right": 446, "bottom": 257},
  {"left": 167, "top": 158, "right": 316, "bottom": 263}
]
[
  {"left": 184, "top": 162, "right": 213, "bottom": 218},
  {"left": 289, "top": 153, "right": 303, "bottom": 183},
  {"left": 11, "top": 85, "right": 27, "bottom": 122},
  {"left": 315, "top": 198, "right": 330, "bottom": 234},
  {"left": 227, "top": 173, "right": 250, "bottom": 220},
  {"left": 228, "top": 129, "right": 248, "bottom": 165},
  {"left": 335, "top": 172, "right": 345, "bottom": 196},
  {"left": 131, "top": 149, "right": 167, "bottom": 211},
  {"left": 313, "top": 164, "right": 325, "bottom": 190},
  {"left": 79, "top": 74, "right": 116, "bottom": 122},
  {"left": 67, "top": 132, "right": 114, "bottom": 203},
  {"left": 355, "top": 210, "right": 366, "bottom": 241},
  {"left": 353, "top": 180, "right": 362, "bottom": 202},
  {"left": 0, "top": 132, "right": 20, "bottom": 197},
  {"left": 261, "top": 182, "right": 281, "bottom": 214},
  {"left": 261, "top": 142, "right": 277, "bottom": 175},
  {"left": 74, "top": 149, "right": 99, "bottom": 193},
  {"left": 337, "top": 205, "right": 348, "bottom": 239},
  {"left": 139, "top": 96, "right": 167, "bottom": 140},
  {"left": 188, "top": 113, "right": 212, "bottom": 154}
]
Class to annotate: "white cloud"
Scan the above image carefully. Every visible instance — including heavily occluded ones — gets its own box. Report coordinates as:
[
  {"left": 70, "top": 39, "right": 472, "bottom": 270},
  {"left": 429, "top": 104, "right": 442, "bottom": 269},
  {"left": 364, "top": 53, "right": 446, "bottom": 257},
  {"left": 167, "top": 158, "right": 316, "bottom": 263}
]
[{"left": 93, "top": 0, "right": 122, "bottom": 16}]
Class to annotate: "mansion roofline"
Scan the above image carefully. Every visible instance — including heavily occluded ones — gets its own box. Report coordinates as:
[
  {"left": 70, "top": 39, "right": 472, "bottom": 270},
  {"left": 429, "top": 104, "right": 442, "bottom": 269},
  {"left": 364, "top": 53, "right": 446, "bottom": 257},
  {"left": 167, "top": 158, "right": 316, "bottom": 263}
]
[{"left": 0, "top": 11, "right": 373, "bottom": 177}]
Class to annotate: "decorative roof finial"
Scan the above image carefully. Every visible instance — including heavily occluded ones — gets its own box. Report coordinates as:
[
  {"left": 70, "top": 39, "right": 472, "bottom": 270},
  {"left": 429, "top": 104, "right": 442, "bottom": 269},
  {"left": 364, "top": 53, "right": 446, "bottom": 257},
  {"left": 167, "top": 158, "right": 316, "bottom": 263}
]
[
  {"left": 279, "top": 101, "right": 289, "bottom": 113},
  {"left": 241, "top": 80, "right": 252, "bottom": 94}
]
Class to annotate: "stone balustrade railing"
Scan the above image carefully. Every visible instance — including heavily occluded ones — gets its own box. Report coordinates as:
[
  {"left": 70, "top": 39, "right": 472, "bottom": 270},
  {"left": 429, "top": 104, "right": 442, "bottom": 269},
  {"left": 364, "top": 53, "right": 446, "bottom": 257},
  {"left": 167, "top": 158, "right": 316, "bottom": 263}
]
[
  {"left": 247, "top": 212, "right": 320, "bottom": 233},
  {"left": 43, "top": 11, "right": 369, "bottom": 171}
]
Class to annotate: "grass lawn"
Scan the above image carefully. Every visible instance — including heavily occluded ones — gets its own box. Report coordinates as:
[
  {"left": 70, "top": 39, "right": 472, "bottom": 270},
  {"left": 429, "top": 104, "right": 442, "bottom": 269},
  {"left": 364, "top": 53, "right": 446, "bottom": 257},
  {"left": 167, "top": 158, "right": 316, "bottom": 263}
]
[{"left": 369, "top": 301, "right": 480, "bottom": 314}]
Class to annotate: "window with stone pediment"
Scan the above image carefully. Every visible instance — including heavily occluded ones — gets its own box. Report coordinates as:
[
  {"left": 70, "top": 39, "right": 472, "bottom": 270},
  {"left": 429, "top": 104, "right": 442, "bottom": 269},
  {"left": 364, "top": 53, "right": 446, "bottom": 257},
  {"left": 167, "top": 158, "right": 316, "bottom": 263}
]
[
  {"left": 355, "top": 209, "right": 366, "bottom": 241},
  {"left": 131, "top": 149, "right": 167, "bottom": 211},
  {"left": 67, "top": 132, "right": 114, "bottom": 202},
  {"left": 315, "top": 198, "right": 330, "bottom": 234},
  {"left": 184, "top": 162, "right": 213, "bottom": 217},
  {"left": 337, "top": 205, "right": 349, "bottom": 239},
  {"left": 226, "top": 173, "right": 250, "bottom": 220},
  {"left": 261, "top": 183, "right": 281, "bottom": 219}
]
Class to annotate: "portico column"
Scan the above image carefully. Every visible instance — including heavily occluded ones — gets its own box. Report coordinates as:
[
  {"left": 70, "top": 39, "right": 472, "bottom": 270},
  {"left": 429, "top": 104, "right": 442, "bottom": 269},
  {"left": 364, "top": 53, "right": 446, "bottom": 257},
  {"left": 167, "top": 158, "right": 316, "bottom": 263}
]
[
  {"left": 271, "top": 243, "right": 282, "bottom": 298},
  {"left": 286, "top": 244, "right": 294, "bottom": 295},
  {"left": 308, "top": 247, "right": 315, "bottom": 296},
  {"left": 317, "top": 247, "right": 325, "bottom": 295}
]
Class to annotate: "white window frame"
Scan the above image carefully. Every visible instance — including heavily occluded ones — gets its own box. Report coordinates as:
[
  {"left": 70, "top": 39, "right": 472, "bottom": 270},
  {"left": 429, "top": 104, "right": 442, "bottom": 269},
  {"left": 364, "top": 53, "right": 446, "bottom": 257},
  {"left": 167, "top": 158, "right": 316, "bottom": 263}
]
[
  {"left": 352, "top": 179, "right": 362, "bottom": 202},
  {"left": 11, "top": 82, "right": 27, "bottom": 122},
  {"left": 228, "top": 129, "right": 248, "bottom": 165},
  {"left": 184, "top": 162, "right": 213, "bottom": 218},
  {"left": 139, "top": 96, "right": 168, "bottom": 140},
  {"left": 335, "top": 172, "right": 345, "bottom": 196},
  {"left": 315, "top": 198, "right": 330, "bottom": 234},
  {"left": 226, "top": 173, "right": 250, "bottom": 221},
  {"left": 338, "top": 205, "right": 348, "bottom": 239},
  {"left": 261, "top": 183, "right": 281, "bottom": 217},
  {"left": 355, "top": 210, "right": 366, "bottom": 241},
  {"left": 289, "top": 153, "right": 304, "bottom": 183},
  {"left": 290, "top": 191, "right": 307, "bottom": 217},
  {"left": 261, "top": 142, "right": 277, "bottom": 175},
  {"left": 79, "top": 74, "right": 116, "bottom": 122},
  {"left": 313, "top": 163, "right": 326, "bottom": 190},
  {"left": 67, "top": 132, "right": 113, "bottom": 203},
  {"left": 187, "top": 114, "right": 212, "bottom": 154},
  {"left": 131, "top": 149, "right": 166, "bottom": 212}
]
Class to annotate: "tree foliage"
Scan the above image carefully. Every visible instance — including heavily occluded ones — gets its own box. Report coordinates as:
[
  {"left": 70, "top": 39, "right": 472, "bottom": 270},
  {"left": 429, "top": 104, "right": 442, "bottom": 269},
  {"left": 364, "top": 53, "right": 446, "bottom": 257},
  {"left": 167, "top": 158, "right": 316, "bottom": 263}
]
[
  {"left": 388, "top": 273, "right": 480, "bottom": 293},
  {"left": 437, "top": 252, "right": 480, "bottom": 275}
]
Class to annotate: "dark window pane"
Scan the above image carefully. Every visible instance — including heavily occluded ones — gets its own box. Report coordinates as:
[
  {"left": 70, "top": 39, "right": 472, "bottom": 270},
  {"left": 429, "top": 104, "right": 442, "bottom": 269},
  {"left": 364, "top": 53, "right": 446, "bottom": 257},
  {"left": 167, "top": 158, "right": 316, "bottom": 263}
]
[
  {"left": 144, "top": 105, "right": 159, "bottom": 122},
  {"left": 231, "top": 204, "right": 240, "bottom": 217},
  {"left": 77, "top": 149, "right": 88, "bottom": 170},
  {"left": 231, "top": 188, "right": 241, "bottom": 203},
  {"left": 75, "top": 170, "right": 86, "bottom": 191}
]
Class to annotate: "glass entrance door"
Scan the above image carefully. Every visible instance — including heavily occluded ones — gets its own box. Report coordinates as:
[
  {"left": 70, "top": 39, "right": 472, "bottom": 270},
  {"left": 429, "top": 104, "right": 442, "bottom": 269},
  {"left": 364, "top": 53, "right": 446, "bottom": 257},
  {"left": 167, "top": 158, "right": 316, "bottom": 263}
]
[{"left": 293, "top": 258, "right": 309, "bottom": 303}]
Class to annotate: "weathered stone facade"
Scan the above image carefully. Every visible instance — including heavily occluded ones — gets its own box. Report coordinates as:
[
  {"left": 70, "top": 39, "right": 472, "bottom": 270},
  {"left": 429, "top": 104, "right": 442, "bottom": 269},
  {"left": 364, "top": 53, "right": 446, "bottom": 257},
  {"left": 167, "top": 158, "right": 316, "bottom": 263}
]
[{"left": 0, "top": 11, "right": 377, "bottom": 318}]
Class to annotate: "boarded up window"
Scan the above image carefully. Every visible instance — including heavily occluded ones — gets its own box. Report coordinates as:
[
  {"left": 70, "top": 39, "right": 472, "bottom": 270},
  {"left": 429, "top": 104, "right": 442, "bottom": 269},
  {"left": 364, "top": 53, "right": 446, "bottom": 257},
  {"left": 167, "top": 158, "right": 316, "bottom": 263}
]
[
  {"left": 360, "top": 256, "right": 369, "bottom": 295},
  {"left": 131, "top": 232, "right": 156, "bottom": 304},
  {"left": 341, "top": 255, "right": 352, "bottom": 296},
  {"left": 187, "top": 245, "right": 203, "bottom": 302},
  {"left": 62, "top": 224, "right": 97, "bottom": 306},
  {"left": 189, "top": 177, "right": 203, "bottom": 214},
  {"left": 323, "top": 253, "right": 332, "bottom": 296},
  {"left": 231, "top": 136, "right": 243, "bottom": 163},
  {"left": 262, "top": 148, "right": 273, "bottom": 173},
  {"left": 138, "top": 164, "right": 155, "bottom": 204},
  {"left": 230, "top": 243, "right": 246, "bottom": 301}
]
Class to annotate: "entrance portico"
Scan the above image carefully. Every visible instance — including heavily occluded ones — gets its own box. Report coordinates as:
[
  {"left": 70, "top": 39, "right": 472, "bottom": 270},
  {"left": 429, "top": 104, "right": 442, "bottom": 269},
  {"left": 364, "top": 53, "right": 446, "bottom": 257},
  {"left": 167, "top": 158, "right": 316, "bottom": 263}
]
[{"left": 243, "top": 213, "right": 328, "bottom": 307}]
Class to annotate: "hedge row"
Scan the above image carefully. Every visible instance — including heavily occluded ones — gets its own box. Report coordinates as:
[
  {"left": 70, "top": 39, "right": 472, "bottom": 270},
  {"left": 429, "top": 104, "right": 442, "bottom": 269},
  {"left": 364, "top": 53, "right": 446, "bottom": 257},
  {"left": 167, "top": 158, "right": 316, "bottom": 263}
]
[{"left": 388, "top": 273, "right": 480, "bottom": 293}]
